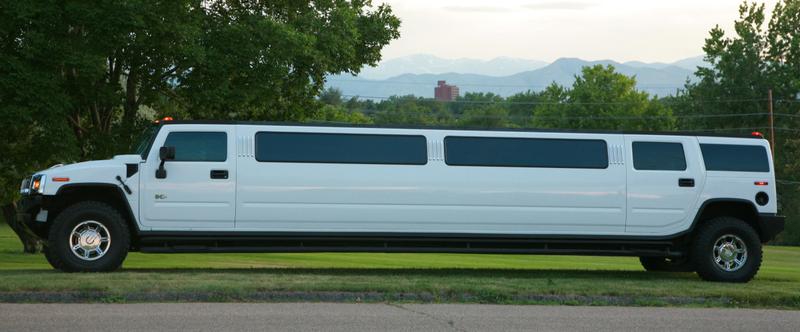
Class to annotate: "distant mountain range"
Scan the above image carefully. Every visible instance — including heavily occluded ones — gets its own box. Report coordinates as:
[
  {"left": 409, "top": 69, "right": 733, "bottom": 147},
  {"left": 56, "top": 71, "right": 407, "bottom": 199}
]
[
  {"left": 356, "top": 54, "right": 549, "bottom": 79},
  {"left": 326, "top": 54, "right": 709, "bottom": 99}
]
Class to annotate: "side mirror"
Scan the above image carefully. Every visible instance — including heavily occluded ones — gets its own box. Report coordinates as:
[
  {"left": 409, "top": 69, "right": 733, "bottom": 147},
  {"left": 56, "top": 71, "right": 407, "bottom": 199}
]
[
  {"left": 156, "top": 146, "right": 176, "bottom": 179},
  {"left": 159, "top": 146, "right": 176, "bottom": 161}
]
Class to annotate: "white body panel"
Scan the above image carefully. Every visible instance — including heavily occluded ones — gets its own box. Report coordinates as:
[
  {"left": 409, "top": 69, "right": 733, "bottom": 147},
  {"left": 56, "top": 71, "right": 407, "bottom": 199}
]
[
  {"left": 140, "top": 125, "right": 238, "bottom": 229},
  {"left": 624, "top": 135, "right": 704, "bottom": 235},
  {"left": 35, "top": 156, "right": 142, "bottom": 226},
  {"left": 235, "top": 126, "right": 627, "bottom": 234},
  {"left": 696, "top": 136, "right": 777, "bottom": 215},
  {"left": 32, "top": 124, "right": 777, "bottom": 237}
]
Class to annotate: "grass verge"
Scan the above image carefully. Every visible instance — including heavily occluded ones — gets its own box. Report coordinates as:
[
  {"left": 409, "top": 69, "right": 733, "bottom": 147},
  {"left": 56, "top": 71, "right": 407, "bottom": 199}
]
[{"left": 1, "top": 222, "right": 798, "bottom": 308}]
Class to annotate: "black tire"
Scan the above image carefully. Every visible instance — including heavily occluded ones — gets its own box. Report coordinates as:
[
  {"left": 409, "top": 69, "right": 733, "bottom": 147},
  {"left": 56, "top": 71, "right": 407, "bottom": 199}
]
[
  {"left": 639, "top": 257, "right": 694, "bottom": 272},
  {"left": 690, "top": 217, "right": 762, "bottom": 282},
  {"left": 46, "top": 201, "right": 130, "bottom": 272},
  {"left": 42, "top": 245, "right": 64, "bottom": 270}
]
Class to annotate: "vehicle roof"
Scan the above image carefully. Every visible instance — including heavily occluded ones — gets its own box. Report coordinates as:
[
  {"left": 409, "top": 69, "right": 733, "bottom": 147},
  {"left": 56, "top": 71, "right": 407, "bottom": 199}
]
[{"left": 160, "top": 120, "right": 763, "bottom": 139}]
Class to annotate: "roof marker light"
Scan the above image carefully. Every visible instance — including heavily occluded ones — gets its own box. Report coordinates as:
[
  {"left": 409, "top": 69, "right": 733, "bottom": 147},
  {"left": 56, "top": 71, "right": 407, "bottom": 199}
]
[
  {"left": 751, "top": 131, "right": 763, "bottom": 137},
  {"left": 754, "top": 181, "right": 768, "bottom": 186},
  {"left": 153, "top": 116, "right": 175, "bottom": 124}
]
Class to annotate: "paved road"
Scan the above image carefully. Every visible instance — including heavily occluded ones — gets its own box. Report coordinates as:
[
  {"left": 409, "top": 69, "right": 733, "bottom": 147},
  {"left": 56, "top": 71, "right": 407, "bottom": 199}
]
[{"left": 1, "top": 303, "right": 798, "bottom": 331}]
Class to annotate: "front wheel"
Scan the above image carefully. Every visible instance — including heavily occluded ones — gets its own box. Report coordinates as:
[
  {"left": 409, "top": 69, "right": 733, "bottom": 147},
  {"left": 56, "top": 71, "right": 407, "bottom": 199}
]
[
  {"left": 46, "top": 201, "right": 130, "bottom": 272},
  {"left": 690, "top": 217, "right": 762, "bottom": 282}
]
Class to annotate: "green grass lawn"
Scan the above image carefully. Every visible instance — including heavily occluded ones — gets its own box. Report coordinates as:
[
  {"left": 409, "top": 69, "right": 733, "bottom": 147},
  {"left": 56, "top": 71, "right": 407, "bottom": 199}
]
[{"left": 1, "top": 222, "right": 799, "bottom": 307}]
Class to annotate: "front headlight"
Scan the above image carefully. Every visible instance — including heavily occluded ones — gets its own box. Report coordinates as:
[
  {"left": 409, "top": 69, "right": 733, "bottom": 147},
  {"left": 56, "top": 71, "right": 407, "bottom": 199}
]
[
  {"left": 20, "top": 178, "right": 30, "bottom": 195},
  {"left": 30, "top": 174, "right": 46, "bottom": 194}
]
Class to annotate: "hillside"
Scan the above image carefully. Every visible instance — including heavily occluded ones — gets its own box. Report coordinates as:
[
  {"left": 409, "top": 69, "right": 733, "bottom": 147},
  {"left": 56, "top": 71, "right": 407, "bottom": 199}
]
[{"left": 327, "top": 57, "right": 704, "bottom": 99}]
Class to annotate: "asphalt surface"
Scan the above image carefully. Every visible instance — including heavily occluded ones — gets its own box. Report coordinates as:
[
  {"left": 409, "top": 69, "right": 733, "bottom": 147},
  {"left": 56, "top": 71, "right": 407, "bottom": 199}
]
[{"left": 1, "top": 303, "right": 799, "bottom": 331}]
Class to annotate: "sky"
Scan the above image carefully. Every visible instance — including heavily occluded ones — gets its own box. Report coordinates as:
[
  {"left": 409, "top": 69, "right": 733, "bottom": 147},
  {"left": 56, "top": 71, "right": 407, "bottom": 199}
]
[{"left": 376, "top": 0, "right": 780, "bottom": 63}]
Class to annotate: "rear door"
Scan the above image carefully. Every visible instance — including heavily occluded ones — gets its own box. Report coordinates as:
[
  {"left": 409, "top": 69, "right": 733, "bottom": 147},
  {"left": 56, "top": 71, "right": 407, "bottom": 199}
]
[
  {"left": 140, "top": 125, "right": 237, "bottom": 230},
  {"left": 625, "top": 135, "right": 704, "bottom": 234}
]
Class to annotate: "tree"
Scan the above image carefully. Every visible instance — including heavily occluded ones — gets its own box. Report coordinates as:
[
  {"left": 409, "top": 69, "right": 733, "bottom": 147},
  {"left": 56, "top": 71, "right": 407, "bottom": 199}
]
[
  {"left": 680, "top": 0, "right": 800, "bottom": 244},
  {"left": 0, "top": 0, "right": 401, "bottom": 252},
  {"left": 373, "top": 96, "right": 438, "bottom": 125},
  {"left": 307, "top": 104, "right": 373, "bottom": 124},
  {"left": 679, "top": 2, "right": 773, "bottom": 132},
  {"left": 319, "top": 88, "right": 345, "bottom": 106},
  {"left": 458, "top": 105, "right": 511, "bottom": 128},
  {"left": 179, "top": 0, "right": 400, "bottom": 122},
  {"left": 532, "top": 65, "right": 676, "bottom": 131}
]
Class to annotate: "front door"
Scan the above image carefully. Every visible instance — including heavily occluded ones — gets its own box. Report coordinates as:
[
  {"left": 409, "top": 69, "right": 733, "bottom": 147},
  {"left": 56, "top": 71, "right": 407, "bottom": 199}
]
[
  {"left": 625, "top": 135, "right": 704, "bottom": 234},
  {"left": 140, "top": 125, "right": 236, "bottom": 230}
]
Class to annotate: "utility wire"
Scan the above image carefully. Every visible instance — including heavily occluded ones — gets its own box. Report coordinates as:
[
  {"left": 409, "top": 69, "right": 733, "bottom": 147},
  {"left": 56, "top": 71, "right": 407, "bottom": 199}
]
[
  {"left": 330, "top": 78, "right": 799, "bottom": 93},
  {"left": 340, "top": 94, "right": 777, "bottom": 105},
  {"left": 329, "top": 78, "right": 686, "bottom": 89},
  {"left": 346, "top": 109, "right": 783, "bottom": 120}
]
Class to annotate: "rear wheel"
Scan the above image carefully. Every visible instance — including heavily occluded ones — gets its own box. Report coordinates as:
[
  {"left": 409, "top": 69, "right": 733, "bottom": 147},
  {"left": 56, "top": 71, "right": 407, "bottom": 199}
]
[
  {"left": 46, "top": 201, "right": 130, "bottom": 272},
  {"left": 639, "top": 257, "right": 694, "bottom": 272},
  {"left": 690, "top": 217, "right": 762, "bottom": 282}
]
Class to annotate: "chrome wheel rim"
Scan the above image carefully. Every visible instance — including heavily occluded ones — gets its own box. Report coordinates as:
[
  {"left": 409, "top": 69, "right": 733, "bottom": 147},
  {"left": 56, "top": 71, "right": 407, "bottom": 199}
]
[
  {"left": 712, "top": 234, "right": 747, "bottom": 272},
  {"left": 69, "top": 221, "right": 110, "bottom": 261}
]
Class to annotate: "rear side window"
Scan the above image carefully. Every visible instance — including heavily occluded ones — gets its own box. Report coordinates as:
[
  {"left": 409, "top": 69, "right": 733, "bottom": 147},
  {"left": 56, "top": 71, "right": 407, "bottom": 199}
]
[
  {"left": 444, "top": 136, "right": 608, "bottom": 169},
  {"left": 632, "top": 142, "right": 687, "bottom": 171},
  {"left": 700, "top": 144, "right": 770, "bottom": 172},
  {"left": 163, "top": 132, "right": 227, "bottom": 162},
  {"left": 255, "top": 132, "right": 427, "bottom": 165}
]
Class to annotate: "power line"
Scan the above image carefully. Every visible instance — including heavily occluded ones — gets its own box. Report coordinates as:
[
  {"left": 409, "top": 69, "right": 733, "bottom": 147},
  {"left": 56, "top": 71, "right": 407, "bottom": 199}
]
[
  {"left": 330, "top": 79, "right": 693, "bottom": 91},
  {"left": 340, "top": 95, "right": 775, "bottom": 105},
  {"left": 346, "top": 108, "right": 784, "bottom": 120}
]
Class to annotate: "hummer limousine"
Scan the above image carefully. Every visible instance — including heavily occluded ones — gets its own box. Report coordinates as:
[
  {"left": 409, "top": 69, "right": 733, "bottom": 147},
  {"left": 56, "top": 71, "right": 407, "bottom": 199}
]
[{"left": 18, "top": 119, "right": 784, "bottom": 282}]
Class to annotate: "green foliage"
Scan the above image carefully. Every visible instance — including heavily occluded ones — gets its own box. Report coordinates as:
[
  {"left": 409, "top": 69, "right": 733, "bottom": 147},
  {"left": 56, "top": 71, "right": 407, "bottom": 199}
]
[
  {"left": 321, "top": 68, "right": 677, "bottom": 132},
  {"left": 370, "top": 95, "right": 450, "bottom": 126},
  {"left": 458, "top": 106, "right": 512, "bottom": 128},
  {"left": 0, "top": 0, "right": 401, "bottom": 207},
  {"left": 179, "top": 1, "right": 400, "bottom": 122},
  {"left": 532, "top": 65, "right": 676, "bottom": 131},
  {"left": 533, "top": 65, "right": 675, "bottom": 130},
  {"left": 306, "top": 104, "right": 373, "bottom": 125},
  {"left": 678, "top": 0, "right": 800, "bottom": 244}
]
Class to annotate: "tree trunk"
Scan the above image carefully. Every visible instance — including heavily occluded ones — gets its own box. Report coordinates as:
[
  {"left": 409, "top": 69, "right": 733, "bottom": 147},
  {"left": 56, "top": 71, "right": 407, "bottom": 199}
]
[{"left": 1, "top": 202, "right": 43, "bottom": 254}]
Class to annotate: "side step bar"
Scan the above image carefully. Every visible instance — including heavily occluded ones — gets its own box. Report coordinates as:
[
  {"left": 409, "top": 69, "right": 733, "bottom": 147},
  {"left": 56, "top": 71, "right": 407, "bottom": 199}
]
[{"left": 137, "top": 234, "right": 684, "bottom": 257}]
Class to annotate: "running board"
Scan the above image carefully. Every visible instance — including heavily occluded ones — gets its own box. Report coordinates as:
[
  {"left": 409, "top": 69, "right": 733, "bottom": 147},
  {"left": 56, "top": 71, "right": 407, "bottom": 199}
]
[{"left": 137, "top": 235, "right": 684, "bottom": 257}]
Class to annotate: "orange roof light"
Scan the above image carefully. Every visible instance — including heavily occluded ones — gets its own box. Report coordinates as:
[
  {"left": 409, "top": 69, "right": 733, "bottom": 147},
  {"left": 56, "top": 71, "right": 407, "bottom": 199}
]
[{"left": 153, "top": 116, "right": 175, "bottom": 124}]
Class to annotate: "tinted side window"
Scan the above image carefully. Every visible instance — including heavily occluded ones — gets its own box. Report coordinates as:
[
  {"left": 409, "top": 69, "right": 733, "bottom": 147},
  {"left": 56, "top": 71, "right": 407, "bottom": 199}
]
[
  {"left": 255, "top": 132, "right": 427, "bottom": 165},
  {"left": 700, "top": 144, "right": 770, "bottom": 172},
  {"left": 163, "top": 132, "right": 227, "bottom": 162},
  {"left": 632, "top": 142, "right": 687, "bottom": 171},
  {"left": 444, "top": 136, "right": 608, "bottom": 169}
]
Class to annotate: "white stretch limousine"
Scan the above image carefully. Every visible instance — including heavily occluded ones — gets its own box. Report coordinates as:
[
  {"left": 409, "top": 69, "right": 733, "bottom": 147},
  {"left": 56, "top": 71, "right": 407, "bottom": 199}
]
[{"left": 18, "top": 120, "right": 784, "bottom": 282}]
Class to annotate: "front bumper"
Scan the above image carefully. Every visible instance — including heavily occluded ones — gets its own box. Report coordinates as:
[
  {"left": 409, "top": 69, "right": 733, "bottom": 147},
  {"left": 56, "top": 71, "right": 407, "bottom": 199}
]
[
  {"left": 758, "top": 213, "right": 785, "bottom": 243},
  {"left": 16, "top": 194, "right": 47, "bottom": 238}
]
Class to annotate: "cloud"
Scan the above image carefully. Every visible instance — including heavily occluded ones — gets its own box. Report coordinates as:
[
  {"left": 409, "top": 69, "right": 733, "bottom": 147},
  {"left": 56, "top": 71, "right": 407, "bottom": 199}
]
[
  {"left": 523, "top": 1, "right": 595, "bottom": 11},
  {"left": 442, "top": 5, "right": 513, "bottom": 13}
]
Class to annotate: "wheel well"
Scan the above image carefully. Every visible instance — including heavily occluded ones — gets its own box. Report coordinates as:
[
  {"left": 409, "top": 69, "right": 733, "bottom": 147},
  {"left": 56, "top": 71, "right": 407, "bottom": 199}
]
[
  {"left": 47, "top": 185, "right": 139, "bottom": 242},
  {"left": 694, "top": 200, "right": 763, "bottom": 241}
]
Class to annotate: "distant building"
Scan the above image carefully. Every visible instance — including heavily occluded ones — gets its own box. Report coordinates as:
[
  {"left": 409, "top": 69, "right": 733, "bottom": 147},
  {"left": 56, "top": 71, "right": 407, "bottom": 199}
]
[{"left": 434, "top": 80, "right": 460, "bottom": 101}]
